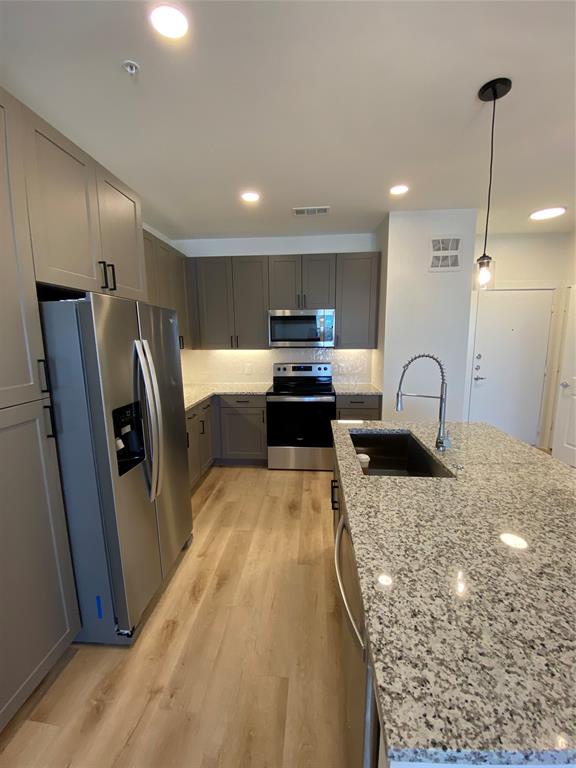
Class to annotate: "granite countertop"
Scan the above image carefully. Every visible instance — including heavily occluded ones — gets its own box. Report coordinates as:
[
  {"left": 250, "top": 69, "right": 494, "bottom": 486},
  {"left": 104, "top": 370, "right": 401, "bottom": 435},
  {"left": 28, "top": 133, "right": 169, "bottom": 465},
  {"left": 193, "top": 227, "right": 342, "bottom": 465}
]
[
  {"left": 332, "top": 420, "right": 576, "bottom": 765},
  {"left": 183, "top": 382, "right": 382, "bottom": 409}
]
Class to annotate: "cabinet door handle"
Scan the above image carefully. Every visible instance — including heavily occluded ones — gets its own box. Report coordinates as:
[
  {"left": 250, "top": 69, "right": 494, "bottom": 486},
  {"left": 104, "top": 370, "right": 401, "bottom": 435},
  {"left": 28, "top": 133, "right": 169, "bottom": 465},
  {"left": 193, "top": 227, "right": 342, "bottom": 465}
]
[
  {"left": 43, "top": 403, "right": 56, "bottom": 439},
  {"left": 330, "top": 479, "right": 339, "bottom": 511},
  {"left": 334, "top": 516, "right": 364, "bottom": 652},
  {"left": 236, "top": 399, "right": 250, "bottom": 404},
  {"left": 261, "top": 410, "right": 265, "bottom": 424},
  {"left": 350, "top": 400, "right": 365, "bottom": 404},
  {"left": 235, "top": 335, "right": 239, "bottom": 348},
  {"left": 186, "top": 431, "right": 189, "bottom": 448},
  {"left": 179, "top": 335, "right": 184, "bottom": 349},
  {"left": 297, "top": 293, "right": 300, "bottom": 308},
  {"left": 38, "top": 359, "right": 51, "bottom": 394},
  {"left": 230, "top": 335, "right": 234, "bottom": 348},
  {"left": 107, "top": 263, "right": 117, "bottom": 291},
  {"left": 303, "top": 294, "right": 306, "bottom": 308},
  {"left": 200, "top": 419, "right": 205, "bottom": 435},
  {"left": 98, "top": 260, "right": 109, "bottom": 290}
]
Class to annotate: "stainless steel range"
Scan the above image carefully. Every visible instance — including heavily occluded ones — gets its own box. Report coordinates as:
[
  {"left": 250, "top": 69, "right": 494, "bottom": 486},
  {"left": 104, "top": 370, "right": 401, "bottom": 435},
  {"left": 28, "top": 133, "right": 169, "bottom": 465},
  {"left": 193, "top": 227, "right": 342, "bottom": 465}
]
[{"left": 266, "top": 362, "right": 336, "bottom": 471}]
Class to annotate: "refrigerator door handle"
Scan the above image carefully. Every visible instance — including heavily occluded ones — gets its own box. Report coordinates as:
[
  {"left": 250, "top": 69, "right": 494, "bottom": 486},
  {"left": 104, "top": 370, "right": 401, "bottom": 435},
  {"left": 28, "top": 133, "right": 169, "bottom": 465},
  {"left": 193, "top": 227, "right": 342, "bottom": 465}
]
[
  {"left": 142, "top": 339, "right": 164, "bottom": 499},
  {"left": 135, "top": 340, "right": 160, "bottom": 502}
]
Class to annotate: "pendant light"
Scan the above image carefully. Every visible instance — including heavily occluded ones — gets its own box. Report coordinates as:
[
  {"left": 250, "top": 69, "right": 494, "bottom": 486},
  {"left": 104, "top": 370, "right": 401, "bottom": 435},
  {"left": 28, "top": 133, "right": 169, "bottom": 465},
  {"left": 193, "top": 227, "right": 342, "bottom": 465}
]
[{"left": 476, "top": 77, "right": 512, "bottom": 289}]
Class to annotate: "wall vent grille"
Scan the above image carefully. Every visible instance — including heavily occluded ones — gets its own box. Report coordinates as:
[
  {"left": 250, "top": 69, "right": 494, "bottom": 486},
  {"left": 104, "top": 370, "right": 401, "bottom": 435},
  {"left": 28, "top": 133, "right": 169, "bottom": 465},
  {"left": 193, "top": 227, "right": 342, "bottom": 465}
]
[
  {"left": 292, "top": 206, "right": 331, "bottom": 217},
  {"left": 429, "top": 237, "right": 462, "bottom": 272}
]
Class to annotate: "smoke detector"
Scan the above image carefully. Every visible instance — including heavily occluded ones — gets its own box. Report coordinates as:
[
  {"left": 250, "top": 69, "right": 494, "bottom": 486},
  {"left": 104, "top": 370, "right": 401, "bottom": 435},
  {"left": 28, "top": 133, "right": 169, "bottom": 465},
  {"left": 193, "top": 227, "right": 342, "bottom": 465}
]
[{"left": 292, "top": 205, "right": 331, "bottom": 217}]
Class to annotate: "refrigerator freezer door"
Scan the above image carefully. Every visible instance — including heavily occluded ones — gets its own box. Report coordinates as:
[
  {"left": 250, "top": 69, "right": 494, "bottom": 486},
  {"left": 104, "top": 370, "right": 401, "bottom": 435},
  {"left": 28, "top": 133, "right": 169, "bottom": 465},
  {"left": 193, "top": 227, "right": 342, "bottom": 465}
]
[
  {"left": 79, "top": 293, "right": 163, "bottom": 632},
  {"left": 137, "top": 303, "right": 191, "bottom": 578}
]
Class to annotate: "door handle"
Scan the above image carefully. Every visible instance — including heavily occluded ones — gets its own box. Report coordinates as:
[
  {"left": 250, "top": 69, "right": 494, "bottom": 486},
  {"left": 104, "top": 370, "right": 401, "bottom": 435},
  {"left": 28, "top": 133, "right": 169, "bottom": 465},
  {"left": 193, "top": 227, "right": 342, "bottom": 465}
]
[
  {"left": 179, "top": 335, "right": 184, "bottom": 349},
  {"left": 302, "top": 294, "right": 306, "bottom": 308},
  {"left": 200, "top": 419, "right": 205, "bottom": 435},
  {"left": 297, "top": 294, "right": 301, "bottom": 308},
  {"left": 107, "top": 263, "right": 117, "bottom": 291},
  {"left": 43, "top": 403, "right": 56, "bottom": 438},
  {"left": 38, "top": 359, "right": 51, "bottom": 394},
  {"left": 135, "top": 340, "right": 160, "bottom": 502},
  {"left": 98, "top": 260, "right": 109, "bottom": 290},
  {"left": 334, "top": 516, "right": 364, "bottom": 652},
  {"left": 142, "top": 340, "right": 164, "bottom": 499},
  {"left": 235, "top": 335, "right": 239, "bottom": 348},
  {"left": 474, "top": 376, "right": 486, "bottom": 381},
  {"left": 330, "top": 479, "right": 339, "bottom": 511},
  {"left": 230, "top": 335, "right": 234, "bottom": 348}
]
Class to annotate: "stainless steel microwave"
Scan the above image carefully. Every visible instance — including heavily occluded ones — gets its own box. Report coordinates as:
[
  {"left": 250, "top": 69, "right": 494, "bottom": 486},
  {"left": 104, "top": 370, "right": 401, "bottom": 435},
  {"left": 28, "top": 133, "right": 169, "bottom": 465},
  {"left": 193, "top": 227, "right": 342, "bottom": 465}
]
[{"left": 268, "top": 309, "right": 335, "bottom": 348}]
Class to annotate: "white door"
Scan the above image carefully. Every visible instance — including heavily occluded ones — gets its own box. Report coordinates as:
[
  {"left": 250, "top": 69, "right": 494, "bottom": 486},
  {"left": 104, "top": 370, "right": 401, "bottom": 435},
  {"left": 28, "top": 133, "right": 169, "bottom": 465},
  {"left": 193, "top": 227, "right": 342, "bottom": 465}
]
[
  {"left": 552, "top": 288, "right": 576, "bottom": 466},
  {"left": 469, "top": 289, "right": 553, "bottom": 444}
]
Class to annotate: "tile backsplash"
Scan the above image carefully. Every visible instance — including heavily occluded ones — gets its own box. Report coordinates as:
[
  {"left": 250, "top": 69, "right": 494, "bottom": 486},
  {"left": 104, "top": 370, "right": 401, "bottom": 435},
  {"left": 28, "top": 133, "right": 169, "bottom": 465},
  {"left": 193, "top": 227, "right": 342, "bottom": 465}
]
[{"left": 180, "top": 348, "right": 374, "bottom": 385}]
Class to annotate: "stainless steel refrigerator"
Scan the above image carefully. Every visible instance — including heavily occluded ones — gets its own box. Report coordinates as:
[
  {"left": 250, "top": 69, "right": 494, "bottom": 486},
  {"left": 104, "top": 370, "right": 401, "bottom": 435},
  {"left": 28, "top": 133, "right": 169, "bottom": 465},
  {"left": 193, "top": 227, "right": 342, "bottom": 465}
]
[{"left": 41, "top": 293, "right": 191, "bottom": 644}]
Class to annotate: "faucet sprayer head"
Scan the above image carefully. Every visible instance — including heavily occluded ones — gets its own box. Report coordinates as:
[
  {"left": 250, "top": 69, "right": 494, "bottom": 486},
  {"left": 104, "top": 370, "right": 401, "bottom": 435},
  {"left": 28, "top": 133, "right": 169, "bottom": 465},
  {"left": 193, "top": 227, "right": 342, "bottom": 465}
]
[{"left": 395, "top": 391, "right": 404, "bottom": 412}]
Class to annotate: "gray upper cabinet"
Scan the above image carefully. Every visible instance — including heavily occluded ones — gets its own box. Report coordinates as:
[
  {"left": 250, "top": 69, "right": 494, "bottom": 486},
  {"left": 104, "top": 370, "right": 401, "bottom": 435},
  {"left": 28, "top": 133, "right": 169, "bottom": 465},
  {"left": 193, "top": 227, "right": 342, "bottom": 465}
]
[
  {"left": 0, "top": 399, "right": 80, "bottom": 732},
  {"left": 185, "top": 258, "right": 201, "bottom": 350},
  {"left": 24, "top": 107, "right": 104, "bottom": 292},
  {"left": 144, "top": 232, "right": 191, "bottom": 348},
  {"left": 232, "top": 256, "right": 269, "bottom": 349},
  {"left": 96, "top": 165, "right": 146, "bottom": 301},
  {"left": 0, "top": 88, "right": 45, "bottom": 410},
  {"left": 301, "top": 253, "right": 336, "bottom": 308},
  {"left": 269, "top": 254, "right": 301, "bottom": 309},
  {"left": 196, "top": 257, "right": 235, "bottom": 349},
  {"left": 336, "top": 252, "right": 380, "bottom": 348}
]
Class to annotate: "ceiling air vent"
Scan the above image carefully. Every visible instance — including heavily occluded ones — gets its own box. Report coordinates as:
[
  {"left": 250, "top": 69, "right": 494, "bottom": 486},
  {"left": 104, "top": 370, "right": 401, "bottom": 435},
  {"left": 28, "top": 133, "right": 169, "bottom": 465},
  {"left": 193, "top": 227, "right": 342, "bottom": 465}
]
[
  {"left": 429, "top": 236, "right": 462, "bottom": 272},
  {"left": 292, "top": 206, "right": 331, "bottom": 217}
]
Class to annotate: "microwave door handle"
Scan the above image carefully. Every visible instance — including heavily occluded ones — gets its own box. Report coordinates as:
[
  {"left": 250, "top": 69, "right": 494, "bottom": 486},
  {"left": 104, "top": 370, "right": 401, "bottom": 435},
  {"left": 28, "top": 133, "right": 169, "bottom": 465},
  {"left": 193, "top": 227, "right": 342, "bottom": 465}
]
[
  {"left": 134, "top": 340, "right": 159, "bottom": 501},
  {"left": 142, "top": 339, "right": 164, "bottom": 499}
]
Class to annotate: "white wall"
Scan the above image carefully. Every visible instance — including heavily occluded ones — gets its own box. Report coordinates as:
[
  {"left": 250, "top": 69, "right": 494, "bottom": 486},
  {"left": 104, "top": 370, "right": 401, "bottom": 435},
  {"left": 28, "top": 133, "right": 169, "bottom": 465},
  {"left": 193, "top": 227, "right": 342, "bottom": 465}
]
[
  {"left": 380, "top": 209, "right": 477, "bottom": 422},
  {"left": 475, "top": 232, "right": 575, "bottom": 288},
  {"left": 173, "top": 232, "right": 377, "bottom": 258},
  {"left": 180, "top": 348, "right": 373, "bottom": 385}
]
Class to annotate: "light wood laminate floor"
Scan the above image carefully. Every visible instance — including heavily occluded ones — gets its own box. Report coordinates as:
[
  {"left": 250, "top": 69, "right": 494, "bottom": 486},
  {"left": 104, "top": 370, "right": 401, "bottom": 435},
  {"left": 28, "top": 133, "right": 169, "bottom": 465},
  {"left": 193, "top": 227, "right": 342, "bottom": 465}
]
[{"left": 0, "top": 468, "right": 346, "bottom": 768}]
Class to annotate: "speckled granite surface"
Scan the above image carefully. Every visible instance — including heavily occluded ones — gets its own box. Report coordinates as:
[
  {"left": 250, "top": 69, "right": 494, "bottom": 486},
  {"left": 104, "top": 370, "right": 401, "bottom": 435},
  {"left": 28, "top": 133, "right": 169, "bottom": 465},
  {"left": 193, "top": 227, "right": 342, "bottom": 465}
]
[
  {"left": 183, "top": 382, "right": 382, "bottom": 409},
  {"left": 332, "top": 421, "right": 576, "bottom": 765}
]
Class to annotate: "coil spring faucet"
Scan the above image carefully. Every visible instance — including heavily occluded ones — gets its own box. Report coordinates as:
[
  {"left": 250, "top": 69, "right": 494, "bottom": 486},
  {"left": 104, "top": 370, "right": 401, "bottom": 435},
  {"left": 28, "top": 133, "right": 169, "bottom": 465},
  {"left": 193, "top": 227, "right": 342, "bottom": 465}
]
[{"left": 395, "top": 354, "right": 451, "bottom": 452}]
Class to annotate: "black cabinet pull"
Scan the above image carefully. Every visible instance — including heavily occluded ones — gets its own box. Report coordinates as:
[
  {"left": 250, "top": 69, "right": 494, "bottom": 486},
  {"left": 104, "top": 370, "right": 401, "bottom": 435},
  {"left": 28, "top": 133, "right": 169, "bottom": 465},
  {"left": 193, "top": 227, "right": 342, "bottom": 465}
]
[
  {"left": 297, "top": 294, "right": 300, "bottom": 308},
  {"left": 303, "top": 294, "right": 307, "bottom": 308},
  {"left": 107, "top": 263, "right": 117, "bottom": 291},
  {"left": 230, "top": 335, "right": 234, "bottom": 348},
  {"left": 98, "top": 260, "right": 109, "bottom": 290},
  {"left": 261, "top": 410, "right": 265, "bottom": 424},
  {"left": 235, "top": 399, "right": 250, "bottom": 403},
  {"left": 330, "top": 479, "right": 339, "bottom": 511},
  {"left": 38, "top": 359, "right": 51, "bottom": 394},
  {"left": 186, "top": 432, "right": 189, "bottom": 448},
  {"left": 43, "top": 404, "right": 56, "bottom": 439},
  {"left": 200, "top": 419, "right": 205, "bottom": 435},
  {"left": 179, "top": 335, "right": 184, "bottom": 349},
  {"left": 350, "top": 400, "right": 365, "bottom": 404},
  {"left": 235, "top": 335, "right": 239, "bottom": 348}
]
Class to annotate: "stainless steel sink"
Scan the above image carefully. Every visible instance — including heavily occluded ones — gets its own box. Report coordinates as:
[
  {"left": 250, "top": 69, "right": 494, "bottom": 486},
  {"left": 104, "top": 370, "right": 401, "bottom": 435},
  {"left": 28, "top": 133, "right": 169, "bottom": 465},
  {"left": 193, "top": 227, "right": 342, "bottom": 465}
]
[{"left": 350, "top": 431, "right": 455, "bottom": 478}]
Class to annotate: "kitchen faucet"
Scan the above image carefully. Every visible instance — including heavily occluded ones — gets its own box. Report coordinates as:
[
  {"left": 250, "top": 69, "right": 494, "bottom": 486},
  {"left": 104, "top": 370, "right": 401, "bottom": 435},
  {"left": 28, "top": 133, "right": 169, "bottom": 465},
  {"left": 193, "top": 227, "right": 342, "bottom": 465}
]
[{"left": 395, "top": 354, "right": 451, "bottom": 452}]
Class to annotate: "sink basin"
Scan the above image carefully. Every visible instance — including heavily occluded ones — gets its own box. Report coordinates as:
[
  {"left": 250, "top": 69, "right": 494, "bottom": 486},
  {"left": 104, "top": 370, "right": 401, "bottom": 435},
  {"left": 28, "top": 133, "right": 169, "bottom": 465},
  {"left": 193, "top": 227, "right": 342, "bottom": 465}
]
[{"left": 350, "top": 431, "right": 455, "bottom": 478}]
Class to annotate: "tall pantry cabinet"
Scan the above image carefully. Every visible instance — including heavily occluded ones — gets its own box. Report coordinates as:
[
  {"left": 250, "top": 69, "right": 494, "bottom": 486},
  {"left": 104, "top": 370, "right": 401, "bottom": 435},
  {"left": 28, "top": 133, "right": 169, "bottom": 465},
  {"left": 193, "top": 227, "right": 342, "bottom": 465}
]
[{"left": 0, "top": 86, "right": 80, "bottom": 732}]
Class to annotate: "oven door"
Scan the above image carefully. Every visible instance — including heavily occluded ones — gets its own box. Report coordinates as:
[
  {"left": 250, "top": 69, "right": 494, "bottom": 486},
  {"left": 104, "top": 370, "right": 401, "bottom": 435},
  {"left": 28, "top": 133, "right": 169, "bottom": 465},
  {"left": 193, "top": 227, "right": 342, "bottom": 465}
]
[
  {"left": 268, "top": 310, "right": 334, "bottom": 348},
  {"left": 266, "top": 395, "right": 336, "bottom": 447}
]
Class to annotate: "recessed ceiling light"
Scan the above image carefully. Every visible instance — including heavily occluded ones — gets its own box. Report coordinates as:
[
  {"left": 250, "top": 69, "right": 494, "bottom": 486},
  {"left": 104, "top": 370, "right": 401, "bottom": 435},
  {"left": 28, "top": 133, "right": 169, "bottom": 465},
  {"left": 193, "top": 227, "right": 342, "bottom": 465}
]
[
  {"left": 149, "top": 5, "right": 189, "bottom": 39},
  {"left": 530, "top": 207, "right": 567, "bottom": 221},
  {"left": 500, "top": 532, "right": 528, "bottom": 550},
  {"left": 390, "top": 184, "right": 409, "bottom": 196},
  {"left": 241, "top": 191, "right": 260, "bottom": 203}
]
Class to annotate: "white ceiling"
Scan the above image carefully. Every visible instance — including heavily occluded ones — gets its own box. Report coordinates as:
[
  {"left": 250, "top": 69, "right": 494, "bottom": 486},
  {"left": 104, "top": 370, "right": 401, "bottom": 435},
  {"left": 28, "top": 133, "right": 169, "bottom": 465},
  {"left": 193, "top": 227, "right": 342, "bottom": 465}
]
[{"left": 0, "top": 1, "right": 573, "bottom": 240}]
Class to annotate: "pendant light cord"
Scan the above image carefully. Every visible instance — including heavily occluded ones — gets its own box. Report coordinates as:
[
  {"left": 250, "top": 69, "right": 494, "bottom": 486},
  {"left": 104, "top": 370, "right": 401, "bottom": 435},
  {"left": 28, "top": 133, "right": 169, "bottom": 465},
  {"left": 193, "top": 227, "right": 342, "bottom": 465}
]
[{"left": 482, "top": 95, "right": 496, "bottom": 255}]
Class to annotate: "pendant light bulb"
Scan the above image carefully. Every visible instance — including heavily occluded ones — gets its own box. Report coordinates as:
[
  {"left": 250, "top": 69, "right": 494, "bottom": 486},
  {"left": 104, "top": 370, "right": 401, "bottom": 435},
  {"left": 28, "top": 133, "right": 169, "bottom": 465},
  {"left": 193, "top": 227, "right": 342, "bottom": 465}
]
[{"left": 476, "top": 253, "right": 493, "bottom": 289}]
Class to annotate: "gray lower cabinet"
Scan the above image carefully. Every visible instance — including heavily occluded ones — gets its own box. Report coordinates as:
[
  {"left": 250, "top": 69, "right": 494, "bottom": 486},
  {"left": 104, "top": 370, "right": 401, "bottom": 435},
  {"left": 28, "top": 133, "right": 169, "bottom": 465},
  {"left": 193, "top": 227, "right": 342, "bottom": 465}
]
[
  {"left": 337, "top": 408, "right": 380, "bottom": 420},
  {"left": 269, "top": 254, "right": 301, "bottom": 309},
  {"left": 0, "top": 87, "right": 46, "bottom": 410},
  {"left": 232, "top": 256, "right": 269, "bottom": 349},
  {"left": 186, "top": 400, "right": 214, "bottom": 488},
  {"left": 336, "top": 252, "right": 380, "bottom": 348},
  {"left": 0, "top": 399, "right": 80, "bottom": 732},
  {"left": 220, "top": 404, "right": 267, "bottom": 461},
  {"left": 96, "top": 165, "right": 146, "bottom": 301},
  {"left": 301, "top": 253, "right": 336, "bottom": 309},
  {"left": 196, "top": 257, "right": 235, "bottom": 349},
  {"left": 198, "top": 400, "right": 214, "bottom": 473},
  {"left": 186, "top": 409, "right": 202, "bottom": 489}
]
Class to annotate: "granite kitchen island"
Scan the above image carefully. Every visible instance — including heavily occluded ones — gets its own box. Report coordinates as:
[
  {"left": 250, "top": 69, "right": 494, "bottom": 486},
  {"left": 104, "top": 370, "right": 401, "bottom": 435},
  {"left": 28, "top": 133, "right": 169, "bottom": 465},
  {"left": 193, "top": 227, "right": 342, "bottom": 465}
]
[{"left": 332, "top": 421, "right": 576, "bottom": 766}]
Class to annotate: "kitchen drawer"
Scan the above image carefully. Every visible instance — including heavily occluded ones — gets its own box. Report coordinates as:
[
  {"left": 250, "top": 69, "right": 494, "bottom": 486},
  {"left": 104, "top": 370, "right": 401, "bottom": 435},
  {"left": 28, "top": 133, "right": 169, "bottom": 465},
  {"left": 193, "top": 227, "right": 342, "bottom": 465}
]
[
  {"left": 336, "top": 394, "right": 381, "bottom": 410},
  {"left": 219, "top": 394, "right": 266, "bottom": 409},
  {"left": 337, "top": 408, "right": 380, "bottom": 421}
]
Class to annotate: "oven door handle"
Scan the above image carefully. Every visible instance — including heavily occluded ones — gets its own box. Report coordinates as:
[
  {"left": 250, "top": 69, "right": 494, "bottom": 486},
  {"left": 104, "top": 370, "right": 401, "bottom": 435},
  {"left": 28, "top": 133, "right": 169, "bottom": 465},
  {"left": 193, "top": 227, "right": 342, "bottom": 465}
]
[{"left": 266, "top": 395, "right": 335, "bottom": 403}]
